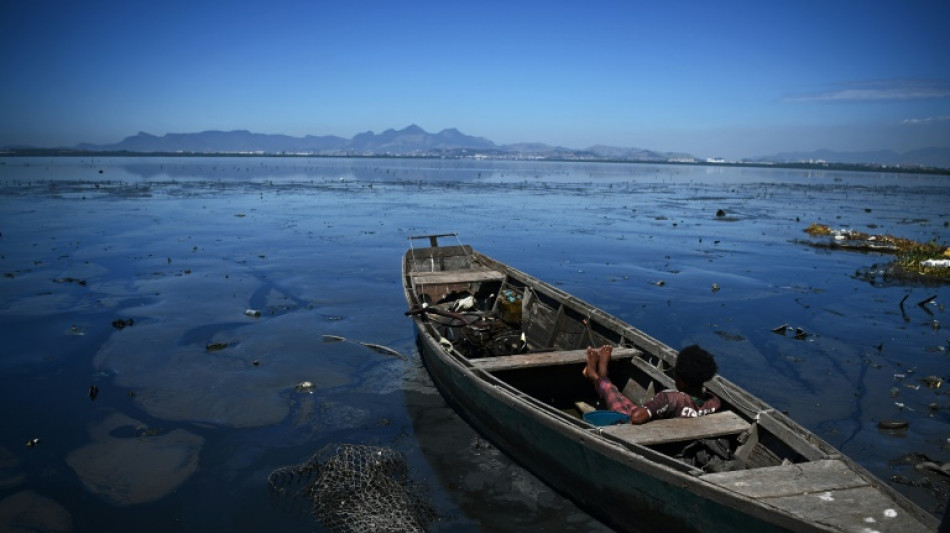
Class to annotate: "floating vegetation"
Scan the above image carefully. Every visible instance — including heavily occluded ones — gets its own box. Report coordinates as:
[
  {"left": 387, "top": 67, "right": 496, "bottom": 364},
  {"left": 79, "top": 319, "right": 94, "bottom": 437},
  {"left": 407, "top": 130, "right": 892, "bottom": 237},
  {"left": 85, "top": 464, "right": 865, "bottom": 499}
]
[
  {"left": 112, "top": 318, "right": 134, "bottom": 329},
  {"left": 53, "top": 276, "right": 86, "bottom": 286},
  {"left": 205, "top": 342, "right": 230, "bottom": 352},
  {"left": 801, "top": 223, "right": 950, "bottom": 284}
]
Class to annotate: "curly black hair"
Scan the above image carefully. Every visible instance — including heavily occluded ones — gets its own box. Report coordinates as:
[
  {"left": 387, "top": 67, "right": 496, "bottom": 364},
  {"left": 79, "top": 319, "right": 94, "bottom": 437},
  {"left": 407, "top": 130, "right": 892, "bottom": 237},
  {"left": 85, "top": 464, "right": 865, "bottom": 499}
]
[{"left": 674, "top": 345, "right": 718, "bottom": 387}]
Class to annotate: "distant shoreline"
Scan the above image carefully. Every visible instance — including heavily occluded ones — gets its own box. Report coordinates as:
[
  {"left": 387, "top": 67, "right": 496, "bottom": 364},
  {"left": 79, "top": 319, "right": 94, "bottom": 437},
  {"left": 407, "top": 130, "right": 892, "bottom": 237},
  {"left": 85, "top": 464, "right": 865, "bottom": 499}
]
[{"left": 2, "top": 148, "right": 948, "bottom": 176}]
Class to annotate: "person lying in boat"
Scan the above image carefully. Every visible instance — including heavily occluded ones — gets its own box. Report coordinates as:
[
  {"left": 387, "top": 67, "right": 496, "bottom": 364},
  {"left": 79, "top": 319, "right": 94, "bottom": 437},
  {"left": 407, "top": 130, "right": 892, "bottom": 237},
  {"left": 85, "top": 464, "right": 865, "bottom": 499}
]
[{"left": 583, "top": 344, "right": 721, "bottom": 424}]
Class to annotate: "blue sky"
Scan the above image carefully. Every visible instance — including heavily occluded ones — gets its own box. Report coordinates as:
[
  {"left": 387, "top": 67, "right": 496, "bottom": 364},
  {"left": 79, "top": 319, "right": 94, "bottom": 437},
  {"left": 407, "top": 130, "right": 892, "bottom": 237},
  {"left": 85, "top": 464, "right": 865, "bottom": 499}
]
[{"left": 2, "top": 0, "right": 948, "bottom": 159}]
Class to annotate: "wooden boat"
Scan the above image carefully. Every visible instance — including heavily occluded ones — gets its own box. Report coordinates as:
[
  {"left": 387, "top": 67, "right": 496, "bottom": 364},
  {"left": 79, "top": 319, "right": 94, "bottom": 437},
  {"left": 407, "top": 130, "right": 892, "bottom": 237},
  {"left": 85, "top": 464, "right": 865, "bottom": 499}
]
[{"left": 402, "top": 234, "right": 938, "bottom": 533}]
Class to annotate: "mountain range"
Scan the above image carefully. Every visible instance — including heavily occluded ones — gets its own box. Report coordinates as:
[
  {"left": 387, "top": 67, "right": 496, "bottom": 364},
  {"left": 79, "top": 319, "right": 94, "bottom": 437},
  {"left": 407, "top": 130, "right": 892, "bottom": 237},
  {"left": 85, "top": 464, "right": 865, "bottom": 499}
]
[
  {"left": 66, "top": 125, "right": 687, "bottom": 162},
  {"left": 6, "top": 124, "right": 950, "bottom": 169}
]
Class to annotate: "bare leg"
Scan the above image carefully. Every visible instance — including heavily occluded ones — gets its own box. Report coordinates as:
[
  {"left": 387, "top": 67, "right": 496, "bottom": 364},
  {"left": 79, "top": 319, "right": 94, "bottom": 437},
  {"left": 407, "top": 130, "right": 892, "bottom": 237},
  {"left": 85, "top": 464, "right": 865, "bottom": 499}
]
[
  {"left": 597, "top": 345, "right": 612, "bottom": 379},
  {"left": 583, "top": 346, "right": 600, "bottom": 381}
]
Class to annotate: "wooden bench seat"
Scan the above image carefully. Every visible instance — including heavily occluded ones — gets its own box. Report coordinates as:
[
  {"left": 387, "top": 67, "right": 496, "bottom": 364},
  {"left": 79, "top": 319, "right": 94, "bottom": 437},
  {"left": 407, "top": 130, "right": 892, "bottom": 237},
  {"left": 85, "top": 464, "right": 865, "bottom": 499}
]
[
  {"left": 411, "top": 269, "right": 505, "bottom": 286},
  {"left": 471, "top": 347, "right": 641, "bottom": 373},
  {"left": 600, "top": 410, "right": 751, "bottom": 446}
]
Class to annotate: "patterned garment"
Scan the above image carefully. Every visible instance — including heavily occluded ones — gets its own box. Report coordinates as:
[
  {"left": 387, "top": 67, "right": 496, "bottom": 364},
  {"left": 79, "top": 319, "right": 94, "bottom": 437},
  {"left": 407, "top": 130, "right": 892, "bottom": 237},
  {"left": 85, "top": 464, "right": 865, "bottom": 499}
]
[{"left": 595, "top": 378, "right": 721, "bottom": 419}]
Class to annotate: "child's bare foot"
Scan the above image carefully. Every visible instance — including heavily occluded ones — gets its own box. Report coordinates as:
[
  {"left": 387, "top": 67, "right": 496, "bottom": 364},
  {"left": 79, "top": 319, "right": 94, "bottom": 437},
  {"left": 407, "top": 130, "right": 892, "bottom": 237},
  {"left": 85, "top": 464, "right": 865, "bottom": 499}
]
[
  {"left": 583, "top": 347, "right": 600, "bottom": 381},
  {"left": 597, "top": 345, "right": 612, "bottom": 378}
]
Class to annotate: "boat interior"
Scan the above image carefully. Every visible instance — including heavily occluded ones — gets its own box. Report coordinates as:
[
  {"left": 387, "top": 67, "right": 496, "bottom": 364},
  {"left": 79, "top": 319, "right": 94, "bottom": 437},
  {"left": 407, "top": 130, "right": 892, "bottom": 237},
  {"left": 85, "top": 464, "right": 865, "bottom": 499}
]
[
  {"left": 405, "top": 241, "right": 936, "bottom": 531},
  {"left": 406, "top": 244, "right": 835, "bottom": 475}
]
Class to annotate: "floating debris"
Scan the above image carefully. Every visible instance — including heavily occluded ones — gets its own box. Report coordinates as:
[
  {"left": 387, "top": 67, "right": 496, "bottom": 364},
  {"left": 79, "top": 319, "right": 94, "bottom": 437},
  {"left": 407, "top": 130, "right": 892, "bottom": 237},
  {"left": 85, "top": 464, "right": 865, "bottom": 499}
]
[
  {"left": 268, "top": 443, "right": 435, "bottom": 532},
  {"left": 112, "top": 318, "right": 134, "bottom": 329},
  {"left": 877, "top": 419, "right": 909, "bottom": 430},
  {"left": 716, "top": 209, "right": 727, "bottom": 217},
  {"left": 916, "top": 461, "right": 950, "bottom": 476},
  {"left": 25, "top": 438, "right": 40, "bottom": 449},
  {"left": 921, "top": 259, "right": 950, "bottom": 268},
  {"left": 295, "top": 381, "right": 315, "bottom": 394},
  {"left": 88, "top": 385, "right": 99, "bottom": 401},
  {"left": 772, "top": 324, "right": 789, "bottom": 335},
  {"left": 711, "top": 283, "right": 720, "bottom": 293},
  {"left": 650, "top": 280, "right": 665, "bottom": 287},
  {"left": 359, "top": 342, "right": 406, "bottom": 360},
  {"left": 53, "top": 277, "right": 86, "bottom": 286},
  {"left": 205, "top": 342, "right": 229, "bottom": 352},
  {"left": 244, "top": 308, "right": 261, "bottom": 317},
  {"left": 322, "top": 334, "right": 406, "bottom": 359},
  {"left": 136, "top": 426, "right": 162, "bottom": 438},
  {"left": 794, "top": 327, "right": 808, "bottom": 340},
  {"left": 919, "top": 376, "right": 943, "bottom": 389},
  {"left": 804, "top": 223, "right": 950, "bottom": 283}
]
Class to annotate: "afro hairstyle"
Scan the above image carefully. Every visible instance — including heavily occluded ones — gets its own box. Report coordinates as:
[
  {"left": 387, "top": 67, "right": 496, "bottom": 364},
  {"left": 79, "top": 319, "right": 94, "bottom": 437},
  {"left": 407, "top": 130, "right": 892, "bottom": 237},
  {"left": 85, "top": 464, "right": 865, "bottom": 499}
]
[{"left": 674, "top": 345, "right": 718, "bottom": 387}]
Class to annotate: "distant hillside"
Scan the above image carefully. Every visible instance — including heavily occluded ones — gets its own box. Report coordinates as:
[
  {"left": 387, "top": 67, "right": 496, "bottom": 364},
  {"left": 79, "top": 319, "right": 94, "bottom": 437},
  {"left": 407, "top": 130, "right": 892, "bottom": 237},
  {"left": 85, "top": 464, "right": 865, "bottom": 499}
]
[
  {"left": 55, "top": 125, "right": 693, "bottom": 162},
  {"left": 77, "top": 130, "right": 347, "bottom": 154},
  {"left": 752, "top": 147, "right": 950, "bottom": 169},
  {"left": 7, "top": 125, "right": 948, "bottom": 169}
]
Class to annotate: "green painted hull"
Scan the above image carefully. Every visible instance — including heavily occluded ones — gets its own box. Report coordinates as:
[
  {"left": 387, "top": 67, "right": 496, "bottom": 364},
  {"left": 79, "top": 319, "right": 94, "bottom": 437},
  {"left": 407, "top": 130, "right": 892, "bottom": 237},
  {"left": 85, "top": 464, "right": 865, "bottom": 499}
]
[{"left": 416, "top": 330, "right": 796, "bottom": 533}]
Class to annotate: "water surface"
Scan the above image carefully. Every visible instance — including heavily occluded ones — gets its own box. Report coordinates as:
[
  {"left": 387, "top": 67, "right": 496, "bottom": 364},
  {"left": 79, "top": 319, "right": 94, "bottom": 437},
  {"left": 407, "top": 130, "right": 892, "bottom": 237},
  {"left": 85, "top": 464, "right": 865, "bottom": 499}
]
[{"left": 0, "top": 157, "right": 947, "bottom": 531}]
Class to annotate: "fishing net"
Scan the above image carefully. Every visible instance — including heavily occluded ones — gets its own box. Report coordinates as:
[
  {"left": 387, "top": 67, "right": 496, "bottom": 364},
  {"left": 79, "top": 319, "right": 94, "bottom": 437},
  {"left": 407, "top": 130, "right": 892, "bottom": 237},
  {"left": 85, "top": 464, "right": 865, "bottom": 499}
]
[{"left": 268, "top": 443, "right": 436, "bottom": 532}]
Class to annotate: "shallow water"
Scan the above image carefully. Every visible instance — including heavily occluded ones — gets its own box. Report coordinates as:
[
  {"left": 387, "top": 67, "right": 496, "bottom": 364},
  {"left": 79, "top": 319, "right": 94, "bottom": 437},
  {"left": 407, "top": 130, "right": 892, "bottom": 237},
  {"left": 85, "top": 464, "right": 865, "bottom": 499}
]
[{"left": 0, "top": 156, "right": 947, "bottom": 531}]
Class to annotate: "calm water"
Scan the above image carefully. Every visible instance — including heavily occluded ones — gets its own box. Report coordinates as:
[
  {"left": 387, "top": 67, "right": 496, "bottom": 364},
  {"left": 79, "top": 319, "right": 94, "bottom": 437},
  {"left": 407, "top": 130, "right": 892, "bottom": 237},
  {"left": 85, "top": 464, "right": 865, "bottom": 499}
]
[{"left": 0, "top": 156, "right": 947, "bottom": 531}]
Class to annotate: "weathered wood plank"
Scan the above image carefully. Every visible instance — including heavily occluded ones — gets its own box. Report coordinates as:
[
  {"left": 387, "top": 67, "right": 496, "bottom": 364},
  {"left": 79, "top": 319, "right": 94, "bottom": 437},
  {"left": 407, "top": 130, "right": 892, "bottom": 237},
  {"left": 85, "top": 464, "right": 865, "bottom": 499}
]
[
  {"left": 601, "top": 410, "right": 750, "bottom": 445},
  {"left": 411, "top": 269, "right": 505, "bottom": 285},
  {"left": 701, "top": 459, "right": 867, "bottom": 498},
  {"left": 470, "top": 347, "right": 640, "bottom": 372},
  {"left": 574, "top": 401, "right": 596, "bottom": 414},
  {"left": 766, "top": 485, "right": 931, "bottom": 533}
]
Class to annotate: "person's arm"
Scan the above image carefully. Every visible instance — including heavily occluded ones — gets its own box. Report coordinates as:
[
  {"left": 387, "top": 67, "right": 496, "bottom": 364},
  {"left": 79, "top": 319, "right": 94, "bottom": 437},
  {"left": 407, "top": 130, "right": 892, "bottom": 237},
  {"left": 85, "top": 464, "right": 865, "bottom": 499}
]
[{"left": 628, "top": 405, "right": 651, "bottom": 425}]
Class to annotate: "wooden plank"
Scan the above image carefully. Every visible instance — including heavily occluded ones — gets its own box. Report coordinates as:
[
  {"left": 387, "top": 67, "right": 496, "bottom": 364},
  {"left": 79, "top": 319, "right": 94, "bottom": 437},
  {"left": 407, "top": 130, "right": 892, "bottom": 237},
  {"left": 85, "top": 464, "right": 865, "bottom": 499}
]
[
  {"left": 411, "top": 269, "right": 505, "bottom": 285},
  {"left": 574, "top": 401, "right": 596, "bottom": 414},
  {"left": 601, "top": 410, "right": 751, "bottom": 445},
  {"left": 621, "top": 377, "right": 654, "bottom": 405},
  {"left": 765, "top": 485, "right": 931, "bottom": 533},
  {"left": 701, "top": 459, "right": 867, "bottom": 498},
  {"left": 470, "top": 347, "right": 640, "bottom": 372}
]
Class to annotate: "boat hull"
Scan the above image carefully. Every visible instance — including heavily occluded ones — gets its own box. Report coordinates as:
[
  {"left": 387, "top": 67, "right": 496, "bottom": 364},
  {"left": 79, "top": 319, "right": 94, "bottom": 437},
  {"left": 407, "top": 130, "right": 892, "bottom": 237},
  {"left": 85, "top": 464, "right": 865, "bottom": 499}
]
[
  {"left": 415, "top": 327, "right": 807, "bottom": 533},
  {"left": 402, "top": 237, "right": 938, "bottom": 532}
]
